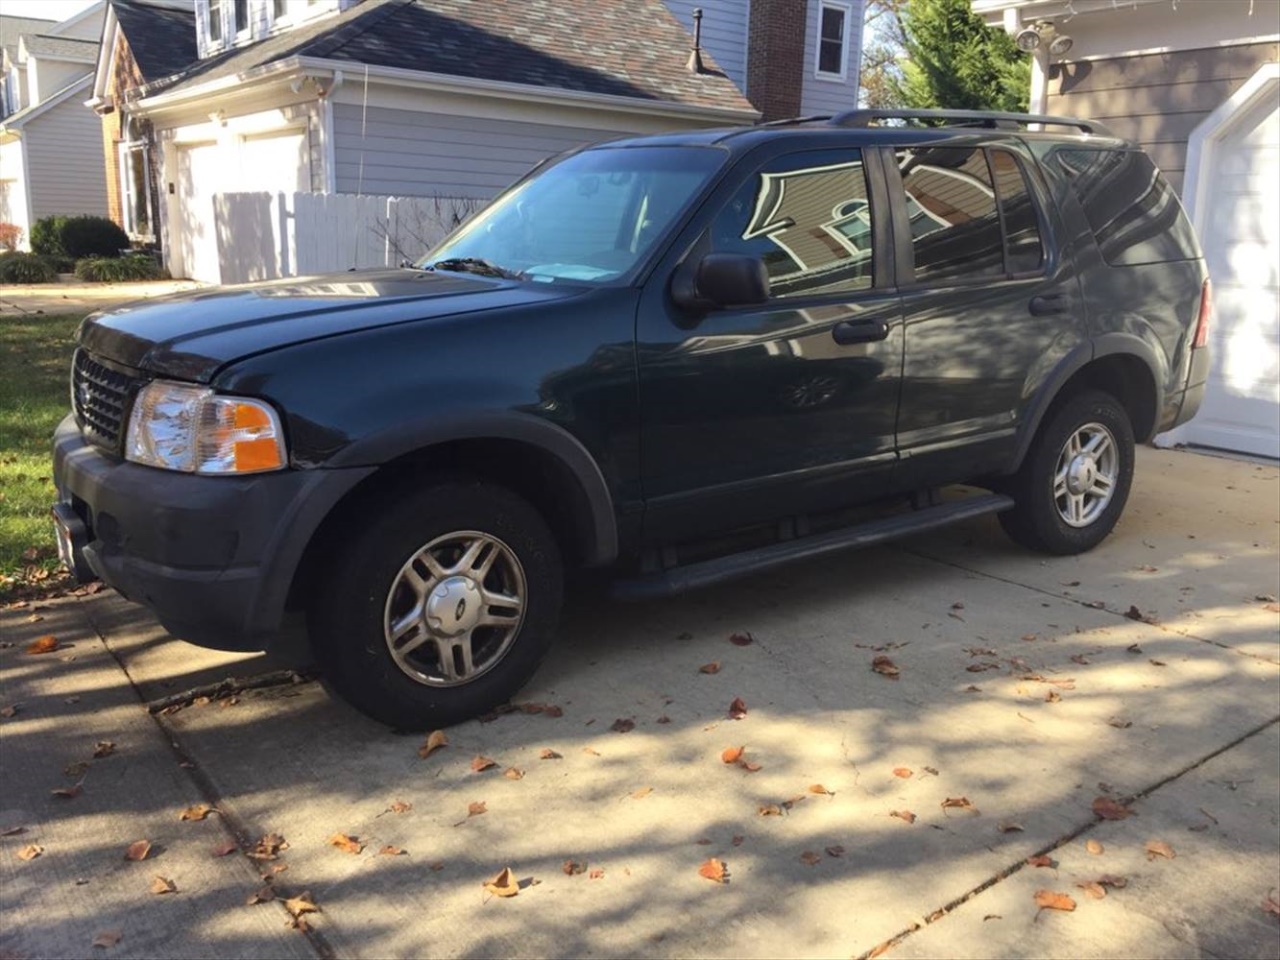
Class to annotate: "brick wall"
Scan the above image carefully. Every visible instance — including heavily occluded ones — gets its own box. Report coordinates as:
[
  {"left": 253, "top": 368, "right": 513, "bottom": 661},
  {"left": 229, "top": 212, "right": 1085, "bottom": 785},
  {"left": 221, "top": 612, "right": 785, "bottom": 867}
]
[
  {"left": 747, "top": 0, "right": 807, "bottom": 122},
  {"left": 101, "top": 33, "right": 147, "bottom": 233}
]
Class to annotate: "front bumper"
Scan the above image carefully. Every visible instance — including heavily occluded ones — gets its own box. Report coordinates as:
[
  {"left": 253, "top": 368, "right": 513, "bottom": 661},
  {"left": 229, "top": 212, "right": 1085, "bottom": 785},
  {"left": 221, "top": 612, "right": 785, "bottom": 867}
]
[{"left": 52, "top": 414, "right": 373, "bottom": 650}]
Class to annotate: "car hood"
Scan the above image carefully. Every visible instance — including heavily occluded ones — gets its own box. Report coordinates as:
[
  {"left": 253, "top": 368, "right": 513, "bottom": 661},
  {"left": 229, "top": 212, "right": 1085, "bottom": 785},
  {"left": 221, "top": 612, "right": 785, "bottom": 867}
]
[{"left": 78, "top": 269, "right": 583, "bottom": 382}]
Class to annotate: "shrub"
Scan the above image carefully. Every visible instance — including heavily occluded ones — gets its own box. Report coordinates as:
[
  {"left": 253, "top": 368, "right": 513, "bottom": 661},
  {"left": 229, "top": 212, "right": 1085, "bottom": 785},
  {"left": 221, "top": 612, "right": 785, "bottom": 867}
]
[
  {"left": 59, "top": 216, "right": 131, "bottom": 259},
  {"left": 29, "top": 216, "right": 68, "bottom": 257},
  {"left": 37, "top": 253, "right": 76, "bottom": 274},
  {"left": 74, "top": 254, "right": 168, "bottom": 283},
  {"left": 0, "top": 251, "right": 57, "bottom": 283},
  {"left": 0, "top": 222, "right": 21, "bottom": 251}
]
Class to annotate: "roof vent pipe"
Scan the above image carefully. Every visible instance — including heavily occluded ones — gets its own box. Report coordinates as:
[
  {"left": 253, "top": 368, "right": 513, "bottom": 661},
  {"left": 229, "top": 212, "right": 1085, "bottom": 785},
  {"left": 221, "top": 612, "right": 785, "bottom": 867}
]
[{"left": 687, "top": 7, "right": 706, "bottom": 74}]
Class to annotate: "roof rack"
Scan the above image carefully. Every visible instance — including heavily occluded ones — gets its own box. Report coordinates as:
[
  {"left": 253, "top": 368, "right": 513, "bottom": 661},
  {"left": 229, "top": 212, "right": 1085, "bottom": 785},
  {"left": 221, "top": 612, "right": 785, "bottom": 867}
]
[
  {"left": 757, "top": 114, "right": 833, "bottom": 127},
  {"left": 828, "top": 108, "right": 1114, "bottom": 137}
]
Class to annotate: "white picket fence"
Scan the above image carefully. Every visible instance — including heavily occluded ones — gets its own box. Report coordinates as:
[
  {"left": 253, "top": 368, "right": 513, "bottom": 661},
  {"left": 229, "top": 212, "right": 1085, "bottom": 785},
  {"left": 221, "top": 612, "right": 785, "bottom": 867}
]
[{"left": 208, "top": 191, "right": 483, "bottom": 286}]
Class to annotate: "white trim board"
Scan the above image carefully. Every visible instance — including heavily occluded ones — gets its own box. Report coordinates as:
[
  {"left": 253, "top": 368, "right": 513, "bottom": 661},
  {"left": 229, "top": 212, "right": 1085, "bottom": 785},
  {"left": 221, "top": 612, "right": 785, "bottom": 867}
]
[{"left": 1061, "top": 33, "right": 1280, "bottom": 62}]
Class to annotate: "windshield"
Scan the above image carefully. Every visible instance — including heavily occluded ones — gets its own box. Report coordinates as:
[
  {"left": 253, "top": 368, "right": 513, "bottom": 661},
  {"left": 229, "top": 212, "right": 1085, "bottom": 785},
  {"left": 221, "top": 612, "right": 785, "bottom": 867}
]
[{"left": 421, "top": 146, "right": 725, "bottom": 284}]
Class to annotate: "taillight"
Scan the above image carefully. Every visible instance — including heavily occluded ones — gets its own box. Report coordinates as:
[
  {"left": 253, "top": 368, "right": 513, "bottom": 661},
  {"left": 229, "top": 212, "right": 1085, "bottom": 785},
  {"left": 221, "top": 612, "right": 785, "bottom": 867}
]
[{"left": 1193, "top": 278, "right": 1212, "bottom": 349}]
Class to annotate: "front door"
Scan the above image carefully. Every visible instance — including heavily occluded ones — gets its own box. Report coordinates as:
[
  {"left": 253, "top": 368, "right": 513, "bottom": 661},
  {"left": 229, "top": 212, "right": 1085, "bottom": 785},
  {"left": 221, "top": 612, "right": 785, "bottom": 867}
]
[{"left": 637, "top": 146, "right": 903, "bottom": 544}]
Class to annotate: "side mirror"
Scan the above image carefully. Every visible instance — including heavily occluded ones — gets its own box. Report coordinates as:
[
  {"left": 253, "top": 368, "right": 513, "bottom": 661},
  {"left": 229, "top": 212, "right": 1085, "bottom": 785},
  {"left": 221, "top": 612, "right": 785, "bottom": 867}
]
[{"left": 671, "top": 253, "right": 769, "bottom": 313}]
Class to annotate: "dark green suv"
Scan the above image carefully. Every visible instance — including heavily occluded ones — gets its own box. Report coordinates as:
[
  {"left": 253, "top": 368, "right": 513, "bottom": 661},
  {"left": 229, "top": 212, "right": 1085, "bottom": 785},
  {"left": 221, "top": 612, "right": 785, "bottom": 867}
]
[{"left": 52, "top": 109, "right": 1211, "bottom": 728}]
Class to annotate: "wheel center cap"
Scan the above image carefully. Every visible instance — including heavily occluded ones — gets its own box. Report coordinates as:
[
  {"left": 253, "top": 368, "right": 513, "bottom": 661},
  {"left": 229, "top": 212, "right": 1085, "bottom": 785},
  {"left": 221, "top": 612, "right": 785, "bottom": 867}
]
[
  {"left": 1066, "top": 454, "right": 1096, "bottom": 495},
  {"left": 426, "top": 576, "right": 482, "bottom": 637}
]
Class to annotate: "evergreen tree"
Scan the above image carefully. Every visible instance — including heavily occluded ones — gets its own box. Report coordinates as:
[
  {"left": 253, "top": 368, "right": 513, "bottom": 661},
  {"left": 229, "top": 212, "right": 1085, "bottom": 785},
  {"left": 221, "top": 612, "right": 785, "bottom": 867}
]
[{"left": 894, "top": 0, "right": 1030, "bottom": 112}]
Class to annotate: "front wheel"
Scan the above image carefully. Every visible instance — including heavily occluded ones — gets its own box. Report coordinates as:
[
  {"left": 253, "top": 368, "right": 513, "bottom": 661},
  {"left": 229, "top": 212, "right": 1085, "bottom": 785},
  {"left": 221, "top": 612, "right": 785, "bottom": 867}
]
[
  {"left": 309, "top": 479, "right": 563, "bottom": 730},
  {"left": 999, "top": 390, "right": 1135, "bottom": 555}
]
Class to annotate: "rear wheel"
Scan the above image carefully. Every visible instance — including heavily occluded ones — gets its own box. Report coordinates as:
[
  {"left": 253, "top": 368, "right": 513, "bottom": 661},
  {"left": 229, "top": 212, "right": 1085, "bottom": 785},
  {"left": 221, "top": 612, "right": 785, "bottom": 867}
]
[
  {"left": 999, "top": 390, "right": 1135, "bottom": 555},
  {"left": 309, "top": 479, "right": 563, "bottom": 729}
]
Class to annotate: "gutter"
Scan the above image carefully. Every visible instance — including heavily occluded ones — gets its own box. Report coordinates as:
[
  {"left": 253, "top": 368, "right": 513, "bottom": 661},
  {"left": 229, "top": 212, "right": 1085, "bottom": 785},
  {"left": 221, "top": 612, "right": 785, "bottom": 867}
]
[{"left": 130, "top": 54, "right": 760, "bottom": 125}]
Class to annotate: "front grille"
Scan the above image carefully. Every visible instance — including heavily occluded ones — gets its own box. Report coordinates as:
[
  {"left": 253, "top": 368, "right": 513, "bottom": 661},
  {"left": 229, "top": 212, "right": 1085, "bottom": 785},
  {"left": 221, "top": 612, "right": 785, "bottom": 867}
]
[{"left": 72, "top": 350, "right": 141, "bottom": 452}]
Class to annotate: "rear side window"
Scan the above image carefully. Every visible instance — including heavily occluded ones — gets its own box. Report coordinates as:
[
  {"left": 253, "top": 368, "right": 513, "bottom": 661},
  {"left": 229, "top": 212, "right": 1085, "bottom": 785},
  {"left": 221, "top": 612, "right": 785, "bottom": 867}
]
[
  {"left": 990, "top": 149, "right": 1044, "bottom": 274},
  {"left": 898, "top": 146, "right": 1005, "bottom": 282},
  {"left": 1056, "top": 148, "right": 1202, "bottom": 266}
]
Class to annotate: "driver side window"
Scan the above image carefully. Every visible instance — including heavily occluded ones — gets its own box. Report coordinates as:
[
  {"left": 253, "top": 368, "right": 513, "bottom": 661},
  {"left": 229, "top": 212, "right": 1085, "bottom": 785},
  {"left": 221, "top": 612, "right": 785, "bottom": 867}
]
[{"left": 710, "top": 149, "right": 874, "bottom": 299}]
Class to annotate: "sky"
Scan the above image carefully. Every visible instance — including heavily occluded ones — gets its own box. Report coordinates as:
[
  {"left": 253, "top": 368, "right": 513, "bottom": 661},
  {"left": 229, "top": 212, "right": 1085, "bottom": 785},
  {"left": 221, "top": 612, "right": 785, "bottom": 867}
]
[{"left": 2, "top": 0, "right": 101, "bottom": 22}]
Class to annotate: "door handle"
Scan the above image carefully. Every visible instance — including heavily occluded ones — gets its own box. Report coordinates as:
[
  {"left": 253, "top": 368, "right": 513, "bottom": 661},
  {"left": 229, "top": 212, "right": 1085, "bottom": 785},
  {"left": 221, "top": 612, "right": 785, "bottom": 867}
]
[
  {"left": 1029, "top": 294, "right": 1068, "bottom": 316},
  {"left": 832, "top": 319, "right": 890, "bottom": 345}
]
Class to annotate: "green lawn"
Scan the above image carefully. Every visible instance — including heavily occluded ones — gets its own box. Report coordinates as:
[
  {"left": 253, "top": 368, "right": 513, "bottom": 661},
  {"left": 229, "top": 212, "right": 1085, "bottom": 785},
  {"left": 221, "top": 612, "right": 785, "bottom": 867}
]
[{"left": 0, "top": 313, "right": 82, "bottom": 594}]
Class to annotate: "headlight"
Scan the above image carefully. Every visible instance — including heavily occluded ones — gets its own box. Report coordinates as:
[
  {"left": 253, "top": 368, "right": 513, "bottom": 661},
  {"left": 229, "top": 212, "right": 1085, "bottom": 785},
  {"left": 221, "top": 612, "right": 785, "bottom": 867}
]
[{"left": 125, "top": 381, "right": 287, "bottom": 475}]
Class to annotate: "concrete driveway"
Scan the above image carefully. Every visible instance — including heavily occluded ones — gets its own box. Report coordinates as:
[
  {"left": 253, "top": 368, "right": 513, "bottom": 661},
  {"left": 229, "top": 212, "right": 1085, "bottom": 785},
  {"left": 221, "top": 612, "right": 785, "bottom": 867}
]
[{"left": 2, "top": 446, "right": 1278, "bottom": 960}]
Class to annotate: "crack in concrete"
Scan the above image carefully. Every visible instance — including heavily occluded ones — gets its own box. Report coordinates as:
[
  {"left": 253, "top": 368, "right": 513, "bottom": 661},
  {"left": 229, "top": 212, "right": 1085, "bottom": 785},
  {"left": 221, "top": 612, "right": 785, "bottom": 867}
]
[
  {"left": 146, "top": 669, "right": 318, "bottom": 714},
  {"left": 854, "top": 713, "right": 1280, "bottom": 960}
]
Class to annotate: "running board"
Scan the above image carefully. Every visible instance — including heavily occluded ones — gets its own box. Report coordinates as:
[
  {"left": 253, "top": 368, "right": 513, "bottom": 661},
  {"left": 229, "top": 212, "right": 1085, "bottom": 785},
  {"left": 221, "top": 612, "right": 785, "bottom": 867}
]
[{"left": 610, "top": 494, "right": 1014, "bottom": 601}]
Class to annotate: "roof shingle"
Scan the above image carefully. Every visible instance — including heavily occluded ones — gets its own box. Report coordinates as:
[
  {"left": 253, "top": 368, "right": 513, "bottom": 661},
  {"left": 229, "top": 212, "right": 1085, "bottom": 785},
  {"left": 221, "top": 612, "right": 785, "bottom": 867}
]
[{"left": 111, "top": 0, "right": 198, "bottom": 84}]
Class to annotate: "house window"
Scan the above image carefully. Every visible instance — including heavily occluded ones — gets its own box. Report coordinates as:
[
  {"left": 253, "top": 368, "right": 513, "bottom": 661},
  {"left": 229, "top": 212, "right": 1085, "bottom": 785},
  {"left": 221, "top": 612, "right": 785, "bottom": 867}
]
[
  {"left": 273, "top": 0, "right": 289, "bottom": 20},
  {"left": 816, "top": 1, "right": 851, "bottom": 80},
  {"left": 119, "top": 143, "right": 153, "bottom": 239},
  {"left": 233, "top": 0, "right": 250, "bottom": 35},
  {"left": 207, "top": 0, "right": 224, "bottom": 43}
]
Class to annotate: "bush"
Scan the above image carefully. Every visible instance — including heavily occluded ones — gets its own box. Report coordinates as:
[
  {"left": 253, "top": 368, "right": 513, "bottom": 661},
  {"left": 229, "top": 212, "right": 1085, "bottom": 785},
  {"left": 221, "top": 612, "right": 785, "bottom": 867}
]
[
  {"left": 37, "top": 253, "right": 76, "bottom": 274},
  {"left": 74, "top": 254, "right": 168, "bottom": 283},
  {"left": 29, "top": 216, "right": 67, "bottom": 257},
  {"left": 59, "top": 216, "right": 131, "bottom": 259},
  {"left": 0, "top": 222, "right": 21, "bottom": 251},
  {"left": 0, "top": 251, "right": 57, "bottom": 284}
]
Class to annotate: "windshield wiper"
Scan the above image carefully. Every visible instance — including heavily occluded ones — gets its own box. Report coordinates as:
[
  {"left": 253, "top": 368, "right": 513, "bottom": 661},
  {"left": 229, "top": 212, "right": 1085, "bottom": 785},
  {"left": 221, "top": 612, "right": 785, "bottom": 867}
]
[{"left": 425, "top": 257, "right": 523, "bottom": 280}]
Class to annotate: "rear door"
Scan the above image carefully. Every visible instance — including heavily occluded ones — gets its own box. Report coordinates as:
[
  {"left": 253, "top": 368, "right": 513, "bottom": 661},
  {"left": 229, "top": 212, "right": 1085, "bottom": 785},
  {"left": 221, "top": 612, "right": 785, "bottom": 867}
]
[
  {"left": 887, "top": 137, "right": 1086, "bottom": 486},
  {"left": 636, "top": 145, "right": 904, "bottom": 544}
]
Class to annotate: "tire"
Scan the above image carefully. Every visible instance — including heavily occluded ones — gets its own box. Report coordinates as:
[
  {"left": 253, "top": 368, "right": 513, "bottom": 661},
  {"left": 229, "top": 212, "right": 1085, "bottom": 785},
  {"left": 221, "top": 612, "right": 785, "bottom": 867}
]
[
  {"left": 309, "top": 479, "right": 563, "bottom": 730},
  {"left": 999, "top": 390, "right": 1135, "bottom": 555}
]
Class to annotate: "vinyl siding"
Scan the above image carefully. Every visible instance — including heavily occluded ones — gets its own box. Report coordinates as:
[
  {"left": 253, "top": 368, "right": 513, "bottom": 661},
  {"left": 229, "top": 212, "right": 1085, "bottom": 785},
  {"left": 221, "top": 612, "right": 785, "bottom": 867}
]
[
  {"left": 332, "top": 103, "right": 625, "bottom": 198},
  {"left": 800, "top": 0, "right": 864, "bottom": 117},
  {"left": 1047, "top": 41, "right": 1280, "bottom": 196},
  {"left": 663, "top": 0, "right": 750, "bottom": 90},
  {"left": 24, "top": 92, "right": 108, "bottom": 218}
]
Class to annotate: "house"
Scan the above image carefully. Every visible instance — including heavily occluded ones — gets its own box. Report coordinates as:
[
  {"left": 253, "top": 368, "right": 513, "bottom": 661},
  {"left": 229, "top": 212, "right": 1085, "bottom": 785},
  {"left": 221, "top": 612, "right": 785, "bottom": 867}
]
[
  {"left": 90, "top": 0, "right": 864, "bottom": 286},
  {"left": 976, "top": 0, "right": 1279, "bottom": 460},
  {"left": 0, "top": 3, "right": 108, "bottom": 249}
]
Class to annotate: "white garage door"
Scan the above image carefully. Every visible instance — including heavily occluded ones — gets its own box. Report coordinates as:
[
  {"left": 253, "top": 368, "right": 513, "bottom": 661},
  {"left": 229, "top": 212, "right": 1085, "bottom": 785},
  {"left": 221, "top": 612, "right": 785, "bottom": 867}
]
[
  {"left": 239, "top": 130, "right": 310, "bottom": 193},
  {"left": 1181, "top": 83, "right": 1280, "bottom": 459},
  {"left": 175, "top": 142, "right": 221, "bottom": 283}
]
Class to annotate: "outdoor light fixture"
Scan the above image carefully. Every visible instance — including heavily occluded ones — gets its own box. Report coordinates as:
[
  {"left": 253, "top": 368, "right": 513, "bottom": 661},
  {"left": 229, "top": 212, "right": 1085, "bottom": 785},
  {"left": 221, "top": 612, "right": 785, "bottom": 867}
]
[
  {"left": 1049, "top": 34, "right": 1074, "bottom": 56},
  {"left": 1015, "top": 26, "right": 1042, "bottom": 52},
  {"left": 1015, "top": 21, "right": 1074, "bottom": 59}
]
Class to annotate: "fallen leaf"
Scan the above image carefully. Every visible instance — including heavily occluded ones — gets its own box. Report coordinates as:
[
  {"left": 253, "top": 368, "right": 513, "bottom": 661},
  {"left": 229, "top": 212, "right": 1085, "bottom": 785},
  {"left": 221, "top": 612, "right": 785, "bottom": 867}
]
[
  {"left": 997, "top": 820, "right": 1024, "bottom": 833},
  {"left": 890, "top": 810, "right": 917, "bottom": 824},
  {"left": 1027, "top": 855, "right": 1055, "bottom": 868},
  {"left": 1149, "top": 658, "right": 1166, "bottom": 667},
  {"left": 246, "top": 885, "right": 275, "bottom": 905},
  {"left": 825, "top": 845, "right": 846, "bottom": 858},
  {"left": 610, "top": 718, "right": 635, "bottom": 733},
  {"left": 871, "top": 655, "right": 900, "bottom": 679},
  {"left": 1126, "top": 643, "right": 1143, "bottom": 654},
  {"left": 483, "top": 866, "right": 520, "bottom": 898},
  {"left": 503, "top": 767, "right": 524, "bottom": 781},
  {"left": 695, "top": 838, "right": 712, "bottom": 845},
  {"left": 1021, "top": 633, "right": 1038, "bottom": 641},
  {"left": 699, "top": 661, "right": 721, "bottom": 674},
  {"left": 284, "top": 892, "right": 319, "bottom": 917},
  {"left": 150, "top": 876, "right": 176, "bottom": 895},
  {"left": 0, "top": 705, "right": 17, "bottom": 718},
  {"left": 25, "top": 635, "right": 59, "bottom": 655},
  {"left": 721, "top": 746, "right": 744, "bottom": 764},
  {"left": 1097, "top": 874, "right": 1128, "bottom": 889},
  {"left": 966, "top": 662, "right": 999, "bottom": 673},
  {"left": 1261, "top": 889, "right": 1279, "bottom": 916},
  {"left": 538, "top": 749, "right": 562, "bottom": 760},
  {"left": 799, "top": 850, "right": 822, "bottom": 866},
  {"left": 1085, "top": 839, "right": 1104, "bottom": 855},
  {"left": 1091, "top": 796, "right": 1132, "bottom": 821},
  {"left": 740, "top": 760, "right": 762, "bottom": 772},
  {"left": 588, "top": 868, "right": 605, "bottom": 879},
  {"left": 731, "top": 835, "right": 745, "bottom": 846},
  {"left": 782, "top": 795, "right": 807, "bottom": 810},
  {"left": 965, "top": 685, "right": 982, "bottom": 692},
  {"left": 656, "top": 715, "right": 671, "bottom": 724},
  {"left": 1124, "top": 605, "right": 1144, "bottom": 621},
  {"left": 1144, "top": 839, "right": 1175, "bottom": 861},
  {"left": 941, "top": 796, "right": 978, "bottom": 814},
  {"left": 893, "top": 767, "right": 912, "bottom": 779},
  {"left": 179, "top": 804, "right": 212, "bottom": 821},
  {"left": 18, "top": 844, "right": 43, "bottom": 861},
  {"left": 467, "top": 801, "right": 487, "bottom": 818},
  {"left": 543, "top": 705, "right": 564, "bottom": 718},
  {"left": 951, "top": 601, "right": 965, "bottom": 610},
  {"left": 727, "top": 697, "right": 748, "bottom": 720},
  {"left": 1070, "top": 654, "right": 1091, "bottom": 665},
  {"left": 418, "top": 730, "right": 448, "bottom": 759},
  {"left": 1107, "top": 717, "right": 1132, "bottom": 729},
  {"left": 631, "top": 786, "right": 653, "bottom": 800},
  {"left": 328, "top": 833, "right": 364, "bottom": 855},
  {"left": 1076, "top": 880, "right": 1107, "bottom": 900},
  {"left": 1033, "top": 889, "right": 1076, "bottom": 912},
  {"left": 212, "top": 840, "right": 238, "bottom": 857},
  {"left": 92, "top": 741, "right": 116, "bottom": 758},
  {"left": 808, "top": 784, "right": 832, "bottom": 796},
  {"left": 247, "top": 833, "right": 288, "bottom": 860},
  {"left": 91, "top": 930, "right": 123, "bottom": 949},
  {"left": 758, "top": 804, "right": 783, "bottom": 817},
  {"left": 581, "top": 747, "right": 601, "bottom": 757},
  {"left": 428, "top": 861, "right": 444, "bottom": 872},
  {"left": 51, "top": 785, "right": 81, "bottom": 800},
  {"left": 562, "top": 860, "right": 585, "bottom": 875},
  {"left": 124, "top": 840, "right": 152, "bottom": 861},
  {"left": 729, "top": 632, "right": 753, "bottom": 646},
  {"left": 387, "top": 800, "right": 412, "bottom": 814},
  {"left": 1, "top": 826, "right": 25, "bottom": 837},
  {"left": 471, "top": 755, "right": 497, "bottom": 773},
  {"left": 1045, "top": 690, "right": 1062, "bottom": 703},
  {"left": 379, "top": 845, "right": 406, "bottom": 856},
  {"left": 698, "top": 858, "right": 728, "bottom": 883}
]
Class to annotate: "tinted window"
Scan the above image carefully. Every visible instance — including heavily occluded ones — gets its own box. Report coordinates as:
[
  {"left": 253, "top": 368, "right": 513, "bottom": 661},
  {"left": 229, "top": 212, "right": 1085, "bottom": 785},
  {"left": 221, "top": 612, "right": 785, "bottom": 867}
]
[
  {"left": 1056, "top": 149, "right": 1202, "bottom": 265},
  {"left": 712, "top": 149, "right": 874, "bottom": 299},
  {"left": 898, "top": 147, "right": 1004, "bottom": 283},
  {"left": 990, "top": 149, "right": 1044, "bottom": 274}
]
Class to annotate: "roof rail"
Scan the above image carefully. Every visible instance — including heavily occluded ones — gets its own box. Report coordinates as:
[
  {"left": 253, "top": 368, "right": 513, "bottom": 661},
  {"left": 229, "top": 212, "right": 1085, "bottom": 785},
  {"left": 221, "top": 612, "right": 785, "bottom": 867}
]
[
  {"left": 756, "top": 114, "right": 832, "bottom": 127},
  {"left": 829, "top": 108, "right": 1114, "bottom": 137}
]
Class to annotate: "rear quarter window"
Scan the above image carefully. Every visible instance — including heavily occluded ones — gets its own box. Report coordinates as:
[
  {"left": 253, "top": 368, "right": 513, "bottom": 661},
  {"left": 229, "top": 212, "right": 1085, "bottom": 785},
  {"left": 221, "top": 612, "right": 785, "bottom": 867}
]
[{"left": 1055, "top": 148, "right": 1203, "bottom": 266}]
